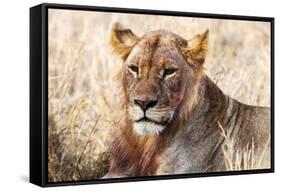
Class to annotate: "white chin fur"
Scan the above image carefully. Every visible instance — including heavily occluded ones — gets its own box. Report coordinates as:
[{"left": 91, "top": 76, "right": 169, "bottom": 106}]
[{"left": 133, "top": 121, "right": 165, "bottom": 136}]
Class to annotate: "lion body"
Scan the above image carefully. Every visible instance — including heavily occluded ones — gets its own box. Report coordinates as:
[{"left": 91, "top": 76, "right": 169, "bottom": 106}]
[
  {"left": 156, "top": 77, "right": 270, "bottom": 174},
  {"left": 104, "top": 24, "right": 271, "bottom": 178}
]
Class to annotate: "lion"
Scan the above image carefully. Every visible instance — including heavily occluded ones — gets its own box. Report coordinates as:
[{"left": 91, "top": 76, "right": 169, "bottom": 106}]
[{"left": 103, "top": 23, "right": 271, "bottom": 178}]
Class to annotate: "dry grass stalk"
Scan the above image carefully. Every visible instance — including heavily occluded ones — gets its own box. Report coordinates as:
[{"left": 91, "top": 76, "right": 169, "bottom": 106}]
[{"left": 218, "top": 122, "right": 269, "bottom": 171}]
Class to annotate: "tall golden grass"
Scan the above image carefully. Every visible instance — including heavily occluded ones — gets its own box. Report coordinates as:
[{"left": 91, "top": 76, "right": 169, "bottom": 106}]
[{"left": 48, "top": 9, "right": 270, "bottom": 182}]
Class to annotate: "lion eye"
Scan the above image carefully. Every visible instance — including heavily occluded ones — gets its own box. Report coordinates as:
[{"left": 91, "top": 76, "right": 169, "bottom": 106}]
[
  {"left": 128, "top": 65, "right": 139, "bottom": 78},
  {"left": 163, "top": 68, "right": 177, "bottom": 78},
  {"left": 128, "top": 65, "right": 138, "bottom": 73}
]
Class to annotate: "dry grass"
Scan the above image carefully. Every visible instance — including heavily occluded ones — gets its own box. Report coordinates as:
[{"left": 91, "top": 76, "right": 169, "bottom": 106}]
[
  {"left": 48, "top": 9, "right": 271, "bottom": 182},
  {"left": 218, "top": 122, "right": 270, "bottom": 171}
]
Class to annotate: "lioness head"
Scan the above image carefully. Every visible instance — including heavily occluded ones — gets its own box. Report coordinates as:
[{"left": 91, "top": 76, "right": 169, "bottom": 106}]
[{"left": 109, "top": 23, "right": 208, "bottom": 136}]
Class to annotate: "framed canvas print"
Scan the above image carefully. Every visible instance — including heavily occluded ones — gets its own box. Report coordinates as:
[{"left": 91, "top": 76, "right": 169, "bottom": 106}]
[{"left": 30, "top": 3, "right": 274, "bottom": 187}]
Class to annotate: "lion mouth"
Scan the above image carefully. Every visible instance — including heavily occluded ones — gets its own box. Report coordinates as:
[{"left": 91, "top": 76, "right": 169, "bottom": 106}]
[
  {"left": 135, "top": 116, "right": 167, "bottom": 125},
  {"left": 128, "top": 106, "right": 174, "bottom": 127},
  {"left": 136, "top": 117, "right": 156, "bottom": 123}
]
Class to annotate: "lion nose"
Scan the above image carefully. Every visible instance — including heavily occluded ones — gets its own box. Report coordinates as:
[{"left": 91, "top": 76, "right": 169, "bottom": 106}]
[{"left": 134, "top": 99, "right": 158, "bottom": 111}]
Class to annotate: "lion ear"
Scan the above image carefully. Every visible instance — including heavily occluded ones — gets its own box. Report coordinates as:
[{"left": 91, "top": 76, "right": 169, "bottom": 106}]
[
  {"left": 181, "top": 29, "right": 209, "bottom": 68},
  {"left": 109, "top": 22, "right": 139, "bottom": 60}
]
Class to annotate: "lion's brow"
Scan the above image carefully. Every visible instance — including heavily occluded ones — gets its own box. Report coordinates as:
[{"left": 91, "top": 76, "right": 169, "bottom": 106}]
[{"left": 144, "top": 36, "right": 160, "bottom": 79}]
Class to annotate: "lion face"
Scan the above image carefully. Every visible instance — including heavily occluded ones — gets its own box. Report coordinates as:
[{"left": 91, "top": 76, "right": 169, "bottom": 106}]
[
  {"left": 124, "top": 33, "right": 195, "bottom": 136},
  {"left": 110, "top": 23, "right": 208, "bottom": 136}
]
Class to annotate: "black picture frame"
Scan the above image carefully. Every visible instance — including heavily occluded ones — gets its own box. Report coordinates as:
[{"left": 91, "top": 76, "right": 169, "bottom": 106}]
[{"left": 30, "top": 3, "right": 275, "bottom": 187}]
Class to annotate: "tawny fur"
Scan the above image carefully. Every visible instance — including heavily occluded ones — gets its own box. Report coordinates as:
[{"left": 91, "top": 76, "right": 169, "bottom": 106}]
[{"left": 104, "top": 23, "right": 271, "bottom": 178}]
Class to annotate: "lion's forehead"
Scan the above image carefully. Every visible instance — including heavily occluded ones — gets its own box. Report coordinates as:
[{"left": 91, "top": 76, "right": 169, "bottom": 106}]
[
  {"left": 127, "top": 32, "right": 187, "bottom": 69},
  {"left": 139, "top": 31, "right": 184, "bottom": 50},
  {"left": 141, "top": 30, "right": 186, "bottom": 43}
]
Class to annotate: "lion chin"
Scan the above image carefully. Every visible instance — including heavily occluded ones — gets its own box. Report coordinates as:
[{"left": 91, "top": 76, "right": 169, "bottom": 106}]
[{"left": 133, "top": 121, "right": 165, "bottom": 136}]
